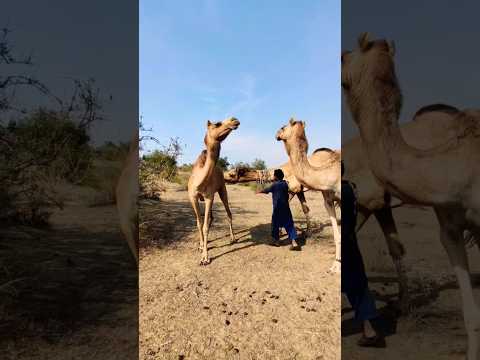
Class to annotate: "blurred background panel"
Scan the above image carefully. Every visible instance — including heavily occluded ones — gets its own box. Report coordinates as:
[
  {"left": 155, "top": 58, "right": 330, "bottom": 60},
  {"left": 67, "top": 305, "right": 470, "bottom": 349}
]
[
  {"left": 342, "top": 1, "right": 480, "bottom": 359},
  {"left": 0, "top": 1, "right": 138, "bottom": 359}
]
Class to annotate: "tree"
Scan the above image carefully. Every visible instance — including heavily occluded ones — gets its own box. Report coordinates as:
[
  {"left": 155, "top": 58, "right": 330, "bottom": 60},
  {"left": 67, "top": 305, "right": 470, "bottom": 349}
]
[
  {"left": 0, "top": 28, "right": 106, "bottom": 225},
  {"left": 217, "top": 156, "right": 230, "bottom": 171},
  {"left": 251, "top": 158, "right": 267, "bottom": 170},
  {"left": 232, "top": 161, "right": 250, "bottom": 170}
]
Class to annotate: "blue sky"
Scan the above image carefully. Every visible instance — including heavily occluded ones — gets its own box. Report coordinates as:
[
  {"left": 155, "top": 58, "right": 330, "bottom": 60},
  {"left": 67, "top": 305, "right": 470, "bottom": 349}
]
[{"left": 140, "top": 0, "right": 340, "bottom": 166}]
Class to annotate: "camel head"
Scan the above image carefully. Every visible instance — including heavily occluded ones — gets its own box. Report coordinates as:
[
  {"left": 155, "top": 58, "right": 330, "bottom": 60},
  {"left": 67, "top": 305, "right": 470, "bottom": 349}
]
[
  {"left": 276, "top": 118, "right": 308, "bottom": 155},
  {"left": 276, "top": 118, "right": 307, "bottom": 142},
  {"left": 341, "top": 33, "right": 400, "bottom": 120},
  {"left": 223, "top": 167, "right": 258, "bottom": 184},
  {"left": 204, "top": 117, "right": 240, "bottom": 146}
]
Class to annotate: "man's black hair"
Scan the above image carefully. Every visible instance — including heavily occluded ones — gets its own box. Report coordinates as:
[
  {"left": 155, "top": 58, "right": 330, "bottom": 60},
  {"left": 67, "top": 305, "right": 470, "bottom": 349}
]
[{"left": 274, "top": 169, "right": 284, "bottom": 180}]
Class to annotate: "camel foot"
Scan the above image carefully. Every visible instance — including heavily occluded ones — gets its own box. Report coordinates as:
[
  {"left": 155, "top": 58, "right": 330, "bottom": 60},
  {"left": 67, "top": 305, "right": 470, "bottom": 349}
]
[
  {"left": 230, "top": 238, "right": 237, "bottom": 244},
  {"left": 327, "top": 260, "right": 341, "bottom": 274},
  {"left": 199, "top": 257, "right": 211, "bottom": 266}
]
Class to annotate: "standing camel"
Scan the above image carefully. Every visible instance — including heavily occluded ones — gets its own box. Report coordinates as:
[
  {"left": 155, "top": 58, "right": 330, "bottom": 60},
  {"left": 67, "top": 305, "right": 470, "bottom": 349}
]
[
  {"left": 224, "top": 155, "right": 329, "bottom": 233},
  {"left": 116, "top": 130, "right": 139, "bottom": 265},
  {"left": 342, "top": 32, "right": 480, "bottom": 358},
  {"left": 344, "top": 103, "right": 464, "bottom": 311},
  {"left": 276, "top": 119, "right": 341, "bottom": 273},
  {"left": 188, "top": 117, "right": 240, "bottom": 265}
]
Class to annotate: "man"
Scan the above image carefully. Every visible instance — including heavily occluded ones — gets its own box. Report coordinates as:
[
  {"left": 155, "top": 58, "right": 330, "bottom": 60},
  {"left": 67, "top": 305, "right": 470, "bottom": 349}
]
[
  {"left": 341, "top": 161, "right": 386, "bottom": 347},
  {"left": 256, "top": 169, "right": 300, "bottom": 250}
]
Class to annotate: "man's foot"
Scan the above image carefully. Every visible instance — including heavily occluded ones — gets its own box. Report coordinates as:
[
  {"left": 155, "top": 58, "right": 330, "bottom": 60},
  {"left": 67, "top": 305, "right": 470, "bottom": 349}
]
[
  {"left": 268, "top": 239, "right": 281, "bottom": 247},
  {"left": 289, "top": 240, "right": 301, "bottom": 251},
  {"left": 357, "top": 335, "right": 386, "bottom": 348}
]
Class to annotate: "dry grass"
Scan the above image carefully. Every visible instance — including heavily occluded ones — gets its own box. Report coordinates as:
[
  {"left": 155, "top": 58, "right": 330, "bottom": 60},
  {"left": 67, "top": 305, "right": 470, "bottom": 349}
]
[
  {"left": 1, "top": 186, "right": 137, "bottom": 359},
  {"left": 140, "top": 184, "right": 340, "bottom": 360}
]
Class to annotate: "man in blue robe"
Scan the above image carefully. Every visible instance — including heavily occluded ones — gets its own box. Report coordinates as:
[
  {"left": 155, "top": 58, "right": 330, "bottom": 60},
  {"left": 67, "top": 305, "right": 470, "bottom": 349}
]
[
  {"left": 342, "top": 161, "right": 386, "bottom": 347},
  {"left": 257, "top": 169, "right": 300, "bottom": 250}
]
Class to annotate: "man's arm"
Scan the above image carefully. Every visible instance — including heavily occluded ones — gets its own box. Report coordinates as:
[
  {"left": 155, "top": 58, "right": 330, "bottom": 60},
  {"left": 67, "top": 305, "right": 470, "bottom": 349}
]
[{"left": 257, "top": 184, "right": 273, "bottom": 194}]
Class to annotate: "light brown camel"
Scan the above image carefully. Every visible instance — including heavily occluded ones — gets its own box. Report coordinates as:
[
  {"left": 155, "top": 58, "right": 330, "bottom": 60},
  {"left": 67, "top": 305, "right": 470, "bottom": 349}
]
[
  {"left": 276, "top": 119, "right": 342, "bottom": 273},
  {"left": 116, "top": 130, "right": 139, "bottom": 265},
  {"left": 344, "top": 103, "right": 464, "bottom": 311},
  {"left": 224, "top": 165, "right": 311, "bottom": 232},
  {"left": 224, "top": 149, "right": 340, "bottom": 235},
  {"left": 342, "top": 32, "right": 480, "bottom": 358},
  {"left": 188, "top": 117, "right": 240, "bottom": 265}
]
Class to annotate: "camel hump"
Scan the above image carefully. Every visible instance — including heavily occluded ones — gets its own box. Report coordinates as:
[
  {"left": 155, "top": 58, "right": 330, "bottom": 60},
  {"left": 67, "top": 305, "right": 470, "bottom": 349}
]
[
  {"left": 413, "top": 103, "right": 459, "bottom": 120},
  {"left": 313, "top": 147, "right": 334, "bottom": 154}
]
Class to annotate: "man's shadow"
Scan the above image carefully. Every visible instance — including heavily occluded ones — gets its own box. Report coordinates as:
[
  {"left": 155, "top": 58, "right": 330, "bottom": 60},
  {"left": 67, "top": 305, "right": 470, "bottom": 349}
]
[{"left": 207, "top": 222, "right": 309, "bottom": 261}]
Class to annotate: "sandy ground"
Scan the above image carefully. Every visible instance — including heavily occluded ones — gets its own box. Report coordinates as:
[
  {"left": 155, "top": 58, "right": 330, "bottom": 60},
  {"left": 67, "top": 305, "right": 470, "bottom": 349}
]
[
  {"left": 0, "top": 186, "right": 138, "bottom": 360},
  {"left": 342, "top": 204, "right": 480, "bottom": 359},
  {"left": 140, "top": 183, "right": 340, "bottom": 360}
]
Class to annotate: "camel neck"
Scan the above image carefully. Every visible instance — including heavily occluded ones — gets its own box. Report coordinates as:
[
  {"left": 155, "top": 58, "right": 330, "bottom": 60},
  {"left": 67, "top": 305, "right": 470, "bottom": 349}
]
[
  {"left": 351, "top": 84, "right": 458, "bottom": 205},
  {"left": 286, "top": 137, "right": 340, "bottom": 194},
  {"left": 196, "top": 142, "right": 220, "bottom": 188}
]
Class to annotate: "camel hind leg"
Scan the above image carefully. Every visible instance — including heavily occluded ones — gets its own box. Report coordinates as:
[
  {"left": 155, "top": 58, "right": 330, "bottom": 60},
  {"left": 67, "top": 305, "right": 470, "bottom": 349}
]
[
  {"left": 323, "top": 191, "right": 340, "bottom": 274},
  {"left": 436, "top": 208, "right": 480, "bottom": 360},
  {"left": 219, "top": 184, "right": 235, "bottom": 243}
]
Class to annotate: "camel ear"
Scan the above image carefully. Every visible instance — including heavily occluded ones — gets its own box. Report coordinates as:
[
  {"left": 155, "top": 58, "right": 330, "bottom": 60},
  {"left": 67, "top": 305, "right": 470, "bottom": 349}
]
[
  {"left": 358, "top": 32, "right": 371, "bottom": 51},
  {"left": 206, "top": 120, "right": 212, "bottom": 127},
  {"left": 388, "top": 40, "right": 396, "bottom": 57},
  {"left": 289, "top": 117, "right": 295, "bottom": 125}
]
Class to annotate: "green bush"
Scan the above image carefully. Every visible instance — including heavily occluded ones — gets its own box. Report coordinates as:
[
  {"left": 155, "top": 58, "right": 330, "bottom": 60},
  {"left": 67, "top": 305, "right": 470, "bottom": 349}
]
[{"left": 0, "top": 109, "right": 94, "bottom": 224}]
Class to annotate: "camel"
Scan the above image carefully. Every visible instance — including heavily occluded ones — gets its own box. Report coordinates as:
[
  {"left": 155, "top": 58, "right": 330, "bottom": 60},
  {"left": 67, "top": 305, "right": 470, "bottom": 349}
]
[
  {"left": 275, "top": 119, "right": 342, "bottom": 273},
  {"left": 188, "top": 117, "right": 240, "bottom": 265},
  {"left": 344, "top": 103, "right": 466, "bottom": 311},
  {"left": 116, "top": 130, "right": 139, "bottom": 265},
  {"left": 342, "top": 32, "right": 480, "bottom": 358},
  {"left": 224, "top": 154, "right": 331, "bottom": 233}
]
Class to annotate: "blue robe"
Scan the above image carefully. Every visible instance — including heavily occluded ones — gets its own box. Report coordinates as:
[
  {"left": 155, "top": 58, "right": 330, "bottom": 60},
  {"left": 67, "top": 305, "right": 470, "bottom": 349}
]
[
  {"left": 262, "top": 180, "right": 297, "bottom": 240},
  {"left": 341, "top": 180, "right": 377, "bottom": 321}
]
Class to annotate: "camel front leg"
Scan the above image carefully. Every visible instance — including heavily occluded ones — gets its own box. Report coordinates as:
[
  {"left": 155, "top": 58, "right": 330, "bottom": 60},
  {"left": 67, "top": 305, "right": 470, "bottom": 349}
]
[
  {"left": 200, "top": 198, "right": 214, "bottom": 265},
  {"left": 373, "top": 207, "right": 410, "bottom": 313},
  {"left": 190, "top": 197, "right": 204, "bottom": 252},
  {"left": 436, "top": 208, "right": 480, "bottom": 360},
  {"left": 324, "top": 193, "right": 340, "bottom": 274},
  {"left": 296, "top": 191, "right": 311, "bottom": 236},
  {"left": 219, "top": 185, "right": 235, "bottom": 243},
  {"left": 355, "top": 205, "right": 372, "bottom": 232}
]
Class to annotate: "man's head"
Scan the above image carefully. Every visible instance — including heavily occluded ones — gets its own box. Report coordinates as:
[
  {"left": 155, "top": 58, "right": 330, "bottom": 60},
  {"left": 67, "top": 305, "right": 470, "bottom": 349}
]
[{"left": 273, "top": 169, "right": 284, "bottom": 181}]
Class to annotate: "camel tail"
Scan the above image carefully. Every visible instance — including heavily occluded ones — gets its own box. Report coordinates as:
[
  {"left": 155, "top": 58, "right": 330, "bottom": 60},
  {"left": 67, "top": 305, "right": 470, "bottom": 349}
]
[{"left": 413, "top": 103, "right": 460, "bottom": 121}]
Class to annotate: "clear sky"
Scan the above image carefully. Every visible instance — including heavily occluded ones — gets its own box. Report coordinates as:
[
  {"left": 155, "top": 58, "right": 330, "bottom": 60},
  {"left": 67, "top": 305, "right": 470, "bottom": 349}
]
[
  {"left": 140, "top": 0, "right": 340, "bottom": 167},
  {"left": 342, "top": 1, "right": 480, "bottom": 141}
]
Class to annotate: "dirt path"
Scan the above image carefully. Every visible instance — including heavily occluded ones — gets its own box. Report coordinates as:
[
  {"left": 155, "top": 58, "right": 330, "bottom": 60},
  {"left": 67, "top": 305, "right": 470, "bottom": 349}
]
[
  {"left": 342, "top": 205, "right": 480, "bottom": 359},
  {"left": 140, "top": 184, "right": 340, "bottom": 360}
]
